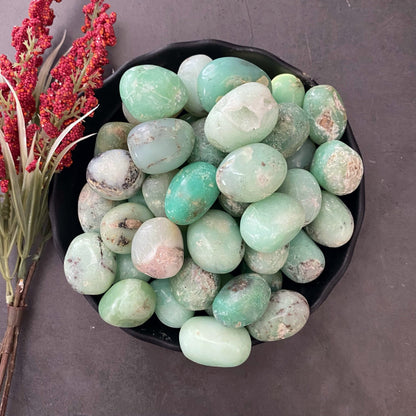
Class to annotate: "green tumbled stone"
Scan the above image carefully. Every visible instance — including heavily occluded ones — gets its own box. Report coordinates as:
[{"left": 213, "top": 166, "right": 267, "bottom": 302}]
[
  {"left": 98, "top": 279, "right": 156, "bottom": 328},
  {"left": 128, "top": 188, "right": 147, "bottom": 206},
  {"left": 212, "top": 273, "right": 271, "bottom": 328},
  {"left": 216, "top": 143, "right": 287, "bottom": 203},
  {"left": 131, "top": 217, "right": 184, "bottom": 279},
  {"left": 151, "top": 279, "right": 194, "bottom": 328},
  {"left": 278, "top": 168, "right": 322, "bottom": 225},
  {"left": 100, "top": 202, "right": 153, "bottom": 254},
  {"left": 218, "top": 193, "right": 249, "bottom": 218},
  {"left": 165, "top": 162, "right": 220, "bottom": 225},
  {"left": 127, "top": 118, "right": 195, "bottom": 174},
  {"left": 303, "top": 84, "right": 347, "bottom": 144},
  {"left": 204, "top": 82, "right": 279, "bottom": 152},
  {"left": 262, "top": 102, "right": 310, "bottom": 158},
  {"left": 282, "top": 230, "right": 325, "bottom": 283},
  {"left": 170, "top": 257, "right": 221, "bottom": 311},
  {"left": 258, "top": 271, "right": 283, "bottom": 292},
  {"left": 94, "top": 122, "right": 134, "bottom": 156},
  {"left": 248, "top": 290, "right": 309, "bottom": 341},
  {"left": 178, "top": 54, "right": 212, "bottom": 117},
  {"left": 310, "top": 140, "right": 364, "bottom": 196},
  {"left": 305, "top": 191, "right": 354, "bottom": 248},
  {"left": 197, "top": 56, "right": 271, "bottom": 112},
  {"left": 187, "top": 210, "right": 245, "bottom": 274},
  {"left": 77, "top": 183, "right": 118, "bottom": 233},
  {"left": 240, "top": 193, "right": 305, "bottom": 253},
  {"left": 114, "top": 254, "right": 151, "bottom": 283},
  {"left": 122, "top": 103, "right": 141, "bottom": 125},
  {"left": 64, "top": 232, "right": 116, "bottom": 295},
  {"left": 119, "top": 65, "right": 188, "bottom": 122},
  {"left": 188, "top": 118, "right": 226, "bottom": 167},
  {"left": 285, "top": 138, "right": 316, "bottom": 170},
  {"left": 244, "top": 244, "right": 289, "bottom": 275},
  {"left": 179, "top": 316, "right": 252, "bottom": 367},
  {"left": 271, "top": 73, "right": 305, "bottom": 107},
  {"left": 142, "top": 170, "right": 178, "bottom": 217}
]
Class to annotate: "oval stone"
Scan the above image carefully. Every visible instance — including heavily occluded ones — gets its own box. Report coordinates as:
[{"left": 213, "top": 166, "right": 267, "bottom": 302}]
[
  {"left": 285, "top": 138, "right": 316, "bottom": 170},
  {"left": 187, "top": 210, "right": 245, "bottom": 274},
  {"left": 197, "top": 56, "right": 271, "bottom": 112},
  {"left": 305, "top": 191, "right": 354, "bottom": 247},
  {"left": 212, "top": 273, "right": 271, "bottom": 328},
  {"left": 310, "top": 140, "right": 364, "bottom": 196},
  {"left": 64, "top": 232, "right": 116, "bottom": 295},
  {"left": 248, "top": 290, "right": 310, "bottom": 341},
  {"left": 127, "top": 118, "right": 195, "bottom": 174},
  {"left": 240, "top": 192, "right": 305, "bottom": 253},
  {"left": 165, "top": 162, "right": 220, "bottom": 225},
  {"left": 98, "top": 279, "right": 156, "bottom": 328},
  {"left": 119, "top": 64, "right": 188, "bottom": 122},
  {"left": 94, "top": 122, "right": 134, "bottom": 156},
  {"left": 131, "top": 217, "right": 184, "bottom": 278},
  {"left": 271, "top": 73, "right": 305, "bottom": 107},
  {"left": 204, "top": 82, "right": 279, "bottom": 152},
  {"left": 179, "top": 316, "right": 252, "bottom": 367},
  {"left": 244, "top": 244, "right": 289, "bottom": 275},
  {"left": 303, "top": 84, "right": 347, "bottom": 144},
  {"left": 216, "top": 143, "right": 287, "bottom": 203},
  {"left": 114, "top": 253, "right": 151, "bottom": 283}
]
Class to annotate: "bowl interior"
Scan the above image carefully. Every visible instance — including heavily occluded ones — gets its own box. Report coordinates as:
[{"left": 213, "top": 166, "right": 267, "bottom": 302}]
[{"left": 49, "top": 39, "right": 365, "bottom": 351}]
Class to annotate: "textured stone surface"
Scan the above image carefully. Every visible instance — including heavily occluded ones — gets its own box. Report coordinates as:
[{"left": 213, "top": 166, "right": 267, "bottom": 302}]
[
  {"left": 94, "top": 121, "right": 134, "bottom": 155},
  {"left": 271, "top": 73, "right": 305, "bottom": 107}
]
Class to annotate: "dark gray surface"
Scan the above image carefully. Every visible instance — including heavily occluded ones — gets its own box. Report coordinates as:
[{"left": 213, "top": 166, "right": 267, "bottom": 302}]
[{"left": 0, "top": 0, "right": 415, "bottom": 415}]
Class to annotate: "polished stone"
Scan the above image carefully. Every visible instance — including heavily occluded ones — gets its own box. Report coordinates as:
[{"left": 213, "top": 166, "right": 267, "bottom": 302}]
[
  {"left": 271, "top": 73, "right": 305, "bottom": 107},
  {"left": 94, "top": 122, "right": 134, "bottom": 156}
]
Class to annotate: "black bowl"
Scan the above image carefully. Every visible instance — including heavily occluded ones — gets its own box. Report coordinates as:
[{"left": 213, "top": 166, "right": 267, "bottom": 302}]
[{"left": 50, "top": 39, "right": 365, "bottom": 351}]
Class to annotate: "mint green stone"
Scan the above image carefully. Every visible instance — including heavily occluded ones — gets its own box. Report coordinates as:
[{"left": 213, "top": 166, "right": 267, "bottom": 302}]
[
  {"left": 100, "top": 202, "right": 153, "bottom": 254},
  {"left": 204, "top": 82, "right": 279, "bottom": 152},
  {"left": 282, "top": 230, "right": 325, "bottom": 283},
  {"left": 271, "top": 73, "right": 305, "bottom": 107},
  {"left": 94, "top": 122, "right": 134, "bottom": 156},
  {"left": 218, "top": 193, "right": 249, "bottom": 218},
  {"left": 212, "top": 273, "right": 271, "bottom": 328},
  {"left": 179, "top": 316, "right": 252, "bottom": 367},
  {"left": 197, "top": 56, "right": 271, "bottom": 112},
  {"left": 127, "top": 118, "right": 195, "bottom": 174},
  {"left": 178, "top": 54, "right": 212, "bottom": 117},
  {"left": 188, "top": 118, "right": 226, "bottom": 167},
  {"left": 151, "top": 279, "right": 194, "bottom": 328},
  {"left": 128, "top": 188, "right": 147, "bottom": 206},
  {"left": 310, "top": 140, "right": 364, "bottom": 196},
  {"left": 98, "top": 279, "right": 156, "bottom": 328},
  {"left": 119, "top": 65, "right": 188, "bottom": 122},
  {"left": 244, "top": 244, "right": 289, "bottom": 274},
  {"left": 278, "top": 168, "right": 322, "bottom": 225},
  {"left": 122, "top": 103, "right": 141, "bottom": 125},
  {"left": 165, "top": 162, "right": 219, "bottom": 225},
  {"left": 305, "top": 191, "right": 354, "bottom": 248},
  {"left": 114, "top": 254, "right": 151, "bottom": 283},
  {"left": 216, "top": 143, "right": 287, "bottom": 203},
  {"left": 285, "top": 138, "right": 316, "bottom": 170},
  {"left": 64, "top": 232, "right": 116, "bottom": 295},
  {"left": 170, "top": 257, "right": 221, "bottom": 311},
  {"left": 248, "top": 290, "right": 309, "bottom": 341},
  {"left": 187, "top": 210, "right": 245, "bottom": 274},
  {"left": 142, "top": 170, "right": 178, "bottom": 217},
  {"left": 240, "top": 192, "right": 305, "bottom": 253},
  {"left": 303, "top": 84, "right": 347, "bottom": 144},
  {"left": 262, "top": 103, "right": 310, "bottom": 157}
]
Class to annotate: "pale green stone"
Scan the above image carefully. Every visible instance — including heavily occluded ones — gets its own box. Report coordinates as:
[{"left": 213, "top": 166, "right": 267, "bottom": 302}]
[
  {"left": 244, "top": 244, "right": 289, "bottom": 274},
  {"left": 64, "top": 232, "right": 116, "bottom": 295},
  {"left": 178, "top": 54, "right": 212, "bottom": 117},
  {"left": 94, "top": 122, "right": 134, "bottom": 155},
  {"left": 187, "top": 210, "right": 245, "bottom": 274},
  {"left": 271, "top": 73, "right": 305, "bottom": 107},
  {"left": 218, "top": 193, "right": 249, "bottom": 218},
  {"left": 310, "top": 140, "right": 364, "bottom": 196},
  {"left": 114, "top": 254, "right": 151, "bottom": 283},
  {"left": 248, "top": 290, "right": 310, "bottom": 341},
  {"left": 127, "top": 118, "right": 195, "bottom": 174},
  {"left": 151, "top": 279, "right": 194, "bottom": 328},
  {"left": 119, "top": 64, "right": 188, "bottom": 122},
  {"left": 240, "top": 193, "right": 305, "bottom": 253},
  {"left": 285, "top": 138, "right": 316, "bottom": 170},
  {"left": 131, "top": 217, "right": 184, "bottom": 279},
  {"left": 98, "top": 279, "right": 156, "bottom": 328},
  {"left": 128, "top": 188, "right": 147, "bottom": 206},
  {"left": 305, "top": 191, "right": 354, "bottom": 248},
  {"left": 282, "top": 230, "right": 325, "bottom": 283},
  {"left": 122, "top": 103, "right": 141, "bottom": 125},
  {"left": 278, "top": 168, "right": 322, "bottom": 225},
  {"left": 216, "top": 143, "right": 287, "bottom": 203},
  {"left": 204, "top": 82, "right": 279, "bottom": 152},
  {"left": 179, "top": 316, "right": 252, "bottom": 367}
]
